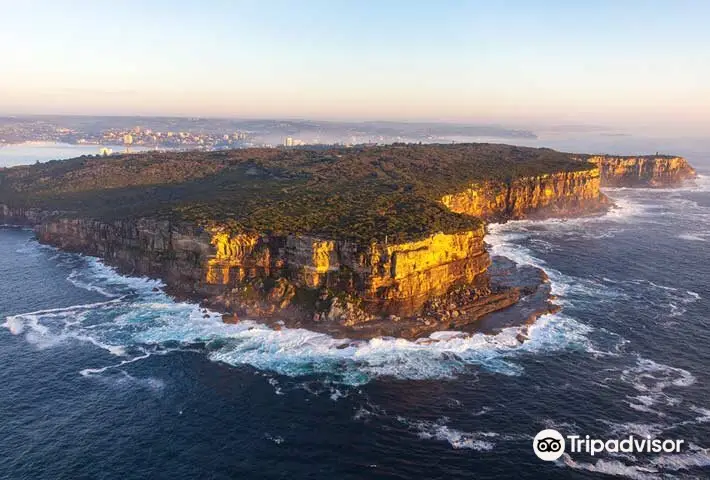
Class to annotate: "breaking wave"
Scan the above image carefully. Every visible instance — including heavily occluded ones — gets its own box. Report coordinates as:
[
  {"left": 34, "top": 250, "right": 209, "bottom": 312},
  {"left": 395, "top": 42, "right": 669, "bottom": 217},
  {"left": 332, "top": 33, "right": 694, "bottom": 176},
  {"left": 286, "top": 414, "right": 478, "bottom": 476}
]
[
  {"left": 562, "top": 444, "right": 710, "bottom": 480},
  {"left": 398, "top": 417, "right": 499, "bottom": 451},
  {"left": 3, "top": 241, "right": 593, "bottom": 386}
]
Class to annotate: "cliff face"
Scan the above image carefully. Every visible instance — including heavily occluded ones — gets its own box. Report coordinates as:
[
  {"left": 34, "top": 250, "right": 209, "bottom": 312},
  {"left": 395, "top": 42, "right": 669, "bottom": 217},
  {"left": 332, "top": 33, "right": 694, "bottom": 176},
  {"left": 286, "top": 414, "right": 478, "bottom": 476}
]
[
  {"left": 0, "top": 164, "right": 611, "bottom": 338},
  {"left": 2, "top": 143, "right": 699, "bottom": 339},
  {"left": 0, "top": 205, "right": 50, "bottom": 226},
  {"left": 586, "top": 155, "right": 697, "bottom": 187},
  {"left": 29, "top": 217, "right": 495, "bottom": 328},
  {"left": 441, "top": 168, "right": 608, "bottom": 221}
]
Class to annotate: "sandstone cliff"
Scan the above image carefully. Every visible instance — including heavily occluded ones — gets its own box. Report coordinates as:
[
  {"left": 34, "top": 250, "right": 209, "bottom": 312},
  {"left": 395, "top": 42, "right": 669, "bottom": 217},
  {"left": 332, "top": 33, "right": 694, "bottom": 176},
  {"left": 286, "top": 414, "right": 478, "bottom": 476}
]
[
  {"left": 10, "top": 144, "right": 684, "bottom": 339},
  {"left": 583, "top": 155, "right": 697, "bottom": 187},
  {"left": 441, "top": 168, "right": 608, "bottom": 221},
  {"left": 30, "top": 216, "right": 500, "bottom": 334},
  {"left": 2, "top": 167, "right": 604, "bottom": 338}
]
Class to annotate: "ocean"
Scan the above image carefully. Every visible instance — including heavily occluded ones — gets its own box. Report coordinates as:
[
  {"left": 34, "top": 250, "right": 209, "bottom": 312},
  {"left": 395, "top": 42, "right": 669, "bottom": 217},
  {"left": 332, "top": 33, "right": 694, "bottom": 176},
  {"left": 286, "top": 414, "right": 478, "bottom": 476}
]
[
  {"left": 0, "top": 142, "right": 154, "bottom": 168},
  {"left": 1, "top": 139, "right": 709, "bottom": 479}
]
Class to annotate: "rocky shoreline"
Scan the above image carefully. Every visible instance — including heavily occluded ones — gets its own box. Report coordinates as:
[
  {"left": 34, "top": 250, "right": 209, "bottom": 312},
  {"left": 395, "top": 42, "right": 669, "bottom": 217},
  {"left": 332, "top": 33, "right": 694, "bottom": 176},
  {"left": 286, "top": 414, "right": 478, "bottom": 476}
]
[
  {"left": 20, "top": 169, "right": 608, "bottom": 341},
  {"left": 0, "top": 149, "right": 697, "bottom": 341}
]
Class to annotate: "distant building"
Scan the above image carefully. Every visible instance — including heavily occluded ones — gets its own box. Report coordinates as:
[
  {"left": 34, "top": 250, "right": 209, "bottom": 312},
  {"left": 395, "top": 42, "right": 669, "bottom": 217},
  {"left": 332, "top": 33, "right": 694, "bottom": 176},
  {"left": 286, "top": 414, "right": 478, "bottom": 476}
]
[
  {"left": 99, "top": 147, "right": 113, "bottom": 156},
  {"left": 123, "top": 134, "right": 133, "bottom": 145},
  {"left": 285, "top": 137, "right": 294, "bottom": 147}
]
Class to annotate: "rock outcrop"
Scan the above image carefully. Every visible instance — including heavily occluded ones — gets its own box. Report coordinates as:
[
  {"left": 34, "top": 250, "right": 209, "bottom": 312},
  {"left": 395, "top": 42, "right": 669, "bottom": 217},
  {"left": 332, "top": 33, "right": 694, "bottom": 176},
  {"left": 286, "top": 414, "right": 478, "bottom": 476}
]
[
  {"left": 0, "top": 205, "right": 51, "bottom": 226},
  {"left": 584, "top": 155, "right": 697, "bottom": 187},
  {"left": 29, "top": 216, "right": 504, "bottom": 337},
  {"left": 2, "top": 166, "right": 608, "bottom": 338},
  {"left": 4, "top": 145, "right": 694, "bottom": 339},
  {"left": 441, "top": 168, "right": 609, "bottom": 221}
]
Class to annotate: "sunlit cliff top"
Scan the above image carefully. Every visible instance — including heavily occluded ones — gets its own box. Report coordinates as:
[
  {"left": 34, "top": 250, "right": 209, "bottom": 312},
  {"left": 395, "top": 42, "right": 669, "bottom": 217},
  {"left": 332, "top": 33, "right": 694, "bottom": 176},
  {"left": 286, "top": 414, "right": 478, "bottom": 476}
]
[{"left": 0, "top": 143, "right": 597, "bottom": 242}]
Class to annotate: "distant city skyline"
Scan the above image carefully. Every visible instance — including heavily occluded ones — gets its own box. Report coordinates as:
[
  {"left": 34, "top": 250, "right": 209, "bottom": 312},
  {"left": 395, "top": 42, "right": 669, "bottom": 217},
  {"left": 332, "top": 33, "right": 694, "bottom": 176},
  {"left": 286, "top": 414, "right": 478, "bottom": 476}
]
[{"left": 2, "top": 1, "right": 709, "bottom": 133}]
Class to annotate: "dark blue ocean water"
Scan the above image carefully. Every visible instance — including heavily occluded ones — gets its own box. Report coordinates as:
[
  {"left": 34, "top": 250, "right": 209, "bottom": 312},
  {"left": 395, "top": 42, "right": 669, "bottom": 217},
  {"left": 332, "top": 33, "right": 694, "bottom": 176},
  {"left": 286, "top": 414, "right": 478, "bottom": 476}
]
[{"left": 1, "top": 160, "right": 709, "bottom": 479}]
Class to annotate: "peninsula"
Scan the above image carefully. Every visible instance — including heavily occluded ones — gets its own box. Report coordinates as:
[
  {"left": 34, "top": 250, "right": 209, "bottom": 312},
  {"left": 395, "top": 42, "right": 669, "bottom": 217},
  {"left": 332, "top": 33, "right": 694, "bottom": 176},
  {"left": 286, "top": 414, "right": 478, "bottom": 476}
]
[{"left": 0, "top": 144, "right": 696, "bottom": 339}]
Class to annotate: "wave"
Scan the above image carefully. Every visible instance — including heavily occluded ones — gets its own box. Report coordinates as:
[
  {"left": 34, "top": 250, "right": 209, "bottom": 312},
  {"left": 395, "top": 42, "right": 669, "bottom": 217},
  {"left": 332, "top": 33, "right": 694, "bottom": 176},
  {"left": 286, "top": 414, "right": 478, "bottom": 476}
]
[
  {"left": 562, "top": 444, "right": 710, "bottom": 480},
  {"left": 88, "top": 369, "right": 166, "bottom": 392},
  {"left": 5, "top": 191, "right": 706, "bottom": 395},
  {"left": 603, "top": 174, "right": 710, "bottom": 194},
  {"left": 486, "top": 223, "right": 626, "bottom": 306},
  {"left": 2, "top": 240, "right": 595, "bottom": 385},
  {"left": 562, "top": 455, "right": 665, "bottom": 480},
  {"left": 678, "top": 233, "right": 709, "bottom": 242},
  {"left": 619, "top": 357, "right": 696, "bottom": 420},
  {"left": 399, "top": 417, "right": 498, "bottom": 451}
]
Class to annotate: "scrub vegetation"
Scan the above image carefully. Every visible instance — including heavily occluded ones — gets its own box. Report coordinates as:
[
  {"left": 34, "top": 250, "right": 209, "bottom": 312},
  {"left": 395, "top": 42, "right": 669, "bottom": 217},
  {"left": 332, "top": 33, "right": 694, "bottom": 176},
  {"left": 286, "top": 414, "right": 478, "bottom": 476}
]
[{"left": 0, "top": 143, "right": 594, "bottom": 242}]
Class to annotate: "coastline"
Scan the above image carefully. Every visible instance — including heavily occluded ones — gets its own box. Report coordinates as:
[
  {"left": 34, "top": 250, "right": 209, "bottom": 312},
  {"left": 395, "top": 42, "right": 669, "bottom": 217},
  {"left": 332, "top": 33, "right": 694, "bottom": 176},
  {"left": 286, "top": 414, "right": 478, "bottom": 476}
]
[
  {"left": 0, "top": 141, "right": 160, "bottom": 168},
  {"left": 1, "top": 205, "right": 610, "bottom": 342},
  {"left": 2, "top": 226, "right": 561, "bottom": 347},
  {"left": 0, "top": 146, "right": 697, "bottom": 342}
]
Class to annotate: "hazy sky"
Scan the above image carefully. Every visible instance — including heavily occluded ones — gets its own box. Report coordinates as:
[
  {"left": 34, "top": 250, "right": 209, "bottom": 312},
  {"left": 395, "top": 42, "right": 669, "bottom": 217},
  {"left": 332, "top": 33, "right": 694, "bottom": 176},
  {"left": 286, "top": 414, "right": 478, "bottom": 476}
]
[{"left": 2, "top": 0, "right": 709, "bottom": 130}]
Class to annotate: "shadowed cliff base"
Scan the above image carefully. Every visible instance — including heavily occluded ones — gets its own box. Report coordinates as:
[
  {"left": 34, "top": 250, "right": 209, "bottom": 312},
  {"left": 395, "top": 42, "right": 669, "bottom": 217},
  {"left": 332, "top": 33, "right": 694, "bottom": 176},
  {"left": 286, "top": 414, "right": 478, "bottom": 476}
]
[{"left": 0, "top": 143, "right": 697, "bottom": 340}]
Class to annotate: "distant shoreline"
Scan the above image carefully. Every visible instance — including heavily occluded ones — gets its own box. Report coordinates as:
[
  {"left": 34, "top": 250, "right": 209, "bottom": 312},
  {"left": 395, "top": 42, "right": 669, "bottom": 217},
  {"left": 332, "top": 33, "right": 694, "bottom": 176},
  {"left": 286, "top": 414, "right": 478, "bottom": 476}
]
[
  {"left": 0, "top": 140, "right": 140, "bottom": 148},
  {"left": 0, "top": 142, "right": 158, "bottom": 167}
]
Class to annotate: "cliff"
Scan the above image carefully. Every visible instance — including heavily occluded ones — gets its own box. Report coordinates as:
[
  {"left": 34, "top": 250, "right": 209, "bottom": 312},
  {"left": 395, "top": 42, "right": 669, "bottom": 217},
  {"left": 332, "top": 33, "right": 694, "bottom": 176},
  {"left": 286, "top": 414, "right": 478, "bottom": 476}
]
[
  {"left": 583, "top": 155, "right": 697, "bottom": 187},
  {"left": 441, "top": 168, "right": 608, "bottom": 221},
  {"left": 30, "top": 216, "right": 509, "bottom": 338},
  {"left": 0, "top": 205, "right": 51, "bottom": 226},
  {"left": 13, "top": 167, "right": 603, "bottom": 339},
  {"left": 4, "top": 143, "right": 671, "bottom": 339}
]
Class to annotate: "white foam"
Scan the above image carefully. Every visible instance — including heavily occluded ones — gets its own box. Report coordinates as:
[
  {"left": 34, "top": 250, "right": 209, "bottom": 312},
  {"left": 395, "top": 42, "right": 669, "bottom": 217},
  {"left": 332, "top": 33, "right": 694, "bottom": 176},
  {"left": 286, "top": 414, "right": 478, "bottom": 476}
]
[
  {"left": 400, "top": 418, "right": 497, "bottom": 451},
  {"left": 600, "top": 419, "right": 665, "bottom": 438},
  {"left": 562, "top": 454, "right": 664, "bottom": 480},
  {"left": 668, "top": 303, "right": 686, "bottom": 318},
  {"left": 487, "top": 221, "right": 625, "bottom": 304},
  {"left": 649, "top": 446, "right": 710, "bottom": 471},
  {"left": 86, "top": 369, "right": 166, "bottom": 392},
  {"left": 67, "top": 269, "right": 118, "bottom": 298},
  {"left": 3, "top": 316, "right": 27, "bottom": 335},
  {"left": 563, "top": 440, "right": 710, "bottom": 479},
  {"left": 618, "top": 357, "right": 696, "bottom": 418},
  {"left": 264, "top": 433, "right": 284, "bottom": 445},
  {"left": 2, "top": 227, "right": 603, "bottom": 384},
  {"left": 79, "top": 349, "right": 154, "bottom": 376},
  {"left": 4, "top": 283, "right": 593, "bottom": 385},
  {"left": 621, "top": 358, "right": 696, "bottom": 392},
  {"left": 266, "top": 377, "right": 284, "bottom": 396}
]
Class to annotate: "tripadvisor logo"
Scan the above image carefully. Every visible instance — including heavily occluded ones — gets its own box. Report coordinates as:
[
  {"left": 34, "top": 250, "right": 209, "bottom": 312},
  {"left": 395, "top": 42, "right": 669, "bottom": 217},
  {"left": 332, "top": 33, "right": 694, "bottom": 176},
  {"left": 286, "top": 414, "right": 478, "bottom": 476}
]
[
  {"left": 533, "top": 429, "right": 566, "bottom": 461},
  {"left": 533, "top": 428, "right": 685, "bottom": 461}
]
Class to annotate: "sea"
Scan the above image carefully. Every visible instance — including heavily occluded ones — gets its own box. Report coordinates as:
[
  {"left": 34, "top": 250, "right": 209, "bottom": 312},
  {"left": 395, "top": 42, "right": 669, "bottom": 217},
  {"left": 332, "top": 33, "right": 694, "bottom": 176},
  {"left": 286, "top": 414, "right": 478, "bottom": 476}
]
[
  {"left": 0, "top": 142, "right": 154, "bottom": 167},
  {"left": 1, "top": 138, "right": 709, "bottom": 479}
]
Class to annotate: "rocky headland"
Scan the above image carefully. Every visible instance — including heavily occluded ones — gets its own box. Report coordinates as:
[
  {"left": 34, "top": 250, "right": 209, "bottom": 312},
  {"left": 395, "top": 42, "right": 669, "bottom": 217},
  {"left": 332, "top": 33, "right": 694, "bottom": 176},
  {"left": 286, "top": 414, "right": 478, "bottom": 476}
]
[
  {"left": 582, "top": 154, "right": 696, "bottom": 187},
  {"left": 0, "top": 144, "right": 697, "bottom": 339}
]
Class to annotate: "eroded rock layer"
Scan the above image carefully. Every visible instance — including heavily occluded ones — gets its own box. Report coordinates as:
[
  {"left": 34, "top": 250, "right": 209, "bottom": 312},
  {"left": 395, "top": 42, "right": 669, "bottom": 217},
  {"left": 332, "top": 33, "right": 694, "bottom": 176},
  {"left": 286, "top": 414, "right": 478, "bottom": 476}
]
[
  {"left": 3, "top": 145, "right": 694, "bottom": 339},
  {"left": 441, "top": 168, "right": 608, "bottom": 221},
  {"left": 31, "top": 217, "right": 496, "bottom": 332},
  {"left": 585, "top": 155, "right": 697, "bottom": 187},
  {"left": 4, "top": 168, "right": 606, "bottom": 338}
]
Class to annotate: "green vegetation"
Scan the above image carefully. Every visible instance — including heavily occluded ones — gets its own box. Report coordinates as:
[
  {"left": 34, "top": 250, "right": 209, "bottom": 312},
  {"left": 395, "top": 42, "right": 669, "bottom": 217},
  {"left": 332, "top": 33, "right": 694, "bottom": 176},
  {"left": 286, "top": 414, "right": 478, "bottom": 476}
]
[{"left": 0, "top": 143, "right": 595, "bottom": 242}]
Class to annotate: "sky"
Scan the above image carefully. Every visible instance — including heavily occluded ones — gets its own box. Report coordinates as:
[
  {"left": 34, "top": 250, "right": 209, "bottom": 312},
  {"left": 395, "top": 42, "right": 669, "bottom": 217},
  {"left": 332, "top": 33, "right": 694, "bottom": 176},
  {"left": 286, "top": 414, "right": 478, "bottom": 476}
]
[{"left": 1, "top": 0, "right": 709, "bottom": 131}]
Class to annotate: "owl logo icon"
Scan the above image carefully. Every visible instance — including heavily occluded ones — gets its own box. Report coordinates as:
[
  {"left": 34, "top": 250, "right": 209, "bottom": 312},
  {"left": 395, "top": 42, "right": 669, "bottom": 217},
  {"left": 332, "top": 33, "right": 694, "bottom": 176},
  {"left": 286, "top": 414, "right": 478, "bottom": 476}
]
[{"left": 533, "top": 429, "right": 566, "bottom": 461}]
